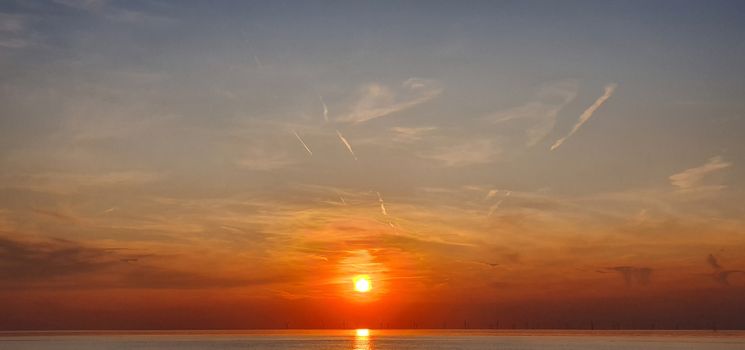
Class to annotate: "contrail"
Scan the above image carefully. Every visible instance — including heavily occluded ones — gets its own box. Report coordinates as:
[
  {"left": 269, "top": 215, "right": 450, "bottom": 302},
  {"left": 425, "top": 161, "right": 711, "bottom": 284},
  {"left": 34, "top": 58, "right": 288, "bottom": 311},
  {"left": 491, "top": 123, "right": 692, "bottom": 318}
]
[
  {"left": 487, "top": 191, "right": 510, "bottom": 216},
  {"left": 479, "top": 261, "right": 500, "bottom": 268},
  {"left": 253, "top": 55, "right": 263, "bottom": 69},
  {"left": 293, "top": 130, "right": 313, "bottom": 156},
  {"left": 318, "top": 94, "right": 329, "bottom": 122},
  {"left": 707, "top": 254, "right": 722, "bottom": 269},
  {"left": 377, "top": 192, "right": 388, "bottom": 216},
  {"left": 239, "top": 29, "right": 263, "bottom": 69},
  {"left": 551, "top": 83, "right": 617, "bottom": 151},
  {"left": 336, "top": 130, "right": 357, "bottom": 160},
  {"left": 706, "top": 253, "right": 745, "bottom": 285},
  {"left": 487, "top": 200, "right": 503, "bottom": 216},
  {"left": 603, "top": 266, "right": 653, "bottom": 286}
]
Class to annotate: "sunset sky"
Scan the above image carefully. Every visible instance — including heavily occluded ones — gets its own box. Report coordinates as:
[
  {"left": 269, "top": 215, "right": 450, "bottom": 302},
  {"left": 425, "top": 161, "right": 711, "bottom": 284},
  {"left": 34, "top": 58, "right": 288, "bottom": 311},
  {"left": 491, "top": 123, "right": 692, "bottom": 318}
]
[{"left": 2, "top": 0, "right": 745, "bottom": 330}]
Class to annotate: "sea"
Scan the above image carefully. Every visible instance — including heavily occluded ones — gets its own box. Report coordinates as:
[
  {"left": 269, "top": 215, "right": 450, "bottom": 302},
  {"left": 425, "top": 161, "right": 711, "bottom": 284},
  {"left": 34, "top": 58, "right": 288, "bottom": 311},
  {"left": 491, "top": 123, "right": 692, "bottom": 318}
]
[{"left": 1, "top": 330, "right": 744, "bottom": 349}]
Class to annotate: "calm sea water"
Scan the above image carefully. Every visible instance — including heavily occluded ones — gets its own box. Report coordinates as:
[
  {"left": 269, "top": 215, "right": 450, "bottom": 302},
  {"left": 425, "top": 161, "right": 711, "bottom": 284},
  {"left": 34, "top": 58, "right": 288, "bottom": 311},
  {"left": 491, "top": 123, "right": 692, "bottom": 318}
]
[{"left": 1, "top": 330, "right": 744, "bottom": 350}]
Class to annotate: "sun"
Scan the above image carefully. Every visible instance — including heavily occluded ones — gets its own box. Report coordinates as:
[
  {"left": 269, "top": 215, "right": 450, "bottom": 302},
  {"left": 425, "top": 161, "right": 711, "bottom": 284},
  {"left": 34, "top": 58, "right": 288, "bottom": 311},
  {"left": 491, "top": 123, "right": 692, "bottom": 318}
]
[{"left": 353, "top": 275, "right": 371, "bottom": 293}]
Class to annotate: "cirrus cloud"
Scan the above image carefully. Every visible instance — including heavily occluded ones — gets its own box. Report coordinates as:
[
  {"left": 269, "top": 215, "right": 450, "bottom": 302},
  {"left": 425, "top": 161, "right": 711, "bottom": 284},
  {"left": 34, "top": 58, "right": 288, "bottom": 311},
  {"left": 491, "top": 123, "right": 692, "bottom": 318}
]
[{"left": 336, "top": 78, "right": 443, "bottom": 124}]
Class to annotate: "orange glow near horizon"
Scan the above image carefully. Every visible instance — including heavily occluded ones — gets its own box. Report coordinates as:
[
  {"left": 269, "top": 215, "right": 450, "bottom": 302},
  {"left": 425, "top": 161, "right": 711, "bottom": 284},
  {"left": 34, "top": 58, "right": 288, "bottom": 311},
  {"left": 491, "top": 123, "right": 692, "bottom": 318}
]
[{"left": 353, "top": 275, "right": 371, "bottom": 293}]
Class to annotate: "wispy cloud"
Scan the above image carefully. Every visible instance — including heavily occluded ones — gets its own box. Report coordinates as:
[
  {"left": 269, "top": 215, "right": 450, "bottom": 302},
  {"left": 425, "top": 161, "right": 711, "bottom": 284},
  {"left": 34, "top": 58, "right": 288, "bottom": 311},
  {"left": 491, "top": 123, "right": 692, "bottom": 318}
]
[
  {"left": 0, "top": 14, "right": 26, "bottom": 33},
  {"left": 669, "top": 156, "right": 732, "bottom": 190},
  {"left": 489, "top": 80, "right": 578, "bottom": 147},
  {"left": 0, "top": 14, "right": 34, "bottom": 49},
  {"left": 102, "top": 207, "right": 118, "bottom": 214},
  {"left": 53, "top": 0, "right": 174, "bottom": 25},
  {"left": 487, "top": 191, "right": 510, "bottom": 216},
  {"left": 66, "top": 113, "right": 175, "bottom": 142},
  {"left": 0, "top": 38, "right": 32, "bottom": 49},
  {"left": 391, "top": 126, "right": 437, "bottom": 143},
  {"left": 292, "top": 130, "right": 313, "bottom": 156},
  {"left": 318, "top": 94, "right": 329, "bottom": 122},
  {"left": 336, "top": 130, "right": 357, "bottom": 160},
  {"left": 2, "top": 171, "right": 161, "bottom": 195},
  {"left": 53, "top": 0, "right": 107, "bottom": 12},
  {"left": 377, "top": 192, "right": 388, "bottom": 216},
  {"left": 420, "top": 139, "right": 501, "bottom": 167},
  {"left": 336, "top": 78, "right": 443, "bottom": 124},
  {"left": 235, "top": 149, "right": 296, "bottom": 171},
  {"left": 603, "top": 266, "right": 652, "bottom": 286},
  {"left": 105, "top": 8, "right": 175, "bottom": 25},
  {"left": 551, "top": 83, "right": 617, "bottom": 151}
]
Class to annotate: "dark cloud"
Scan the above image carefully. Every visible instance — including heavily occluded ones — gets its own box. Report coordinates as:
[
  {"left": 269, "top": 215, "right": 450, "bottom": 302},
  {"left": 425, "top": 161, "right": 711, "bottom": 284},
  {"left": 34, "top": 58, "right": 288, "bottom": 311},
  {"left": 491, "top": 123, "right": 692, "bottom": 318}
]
[
  {"left": 713, "top": 270, "right": 745, "bottom": 286},
  {"left": 0, "top": 235, "right": 114, "bottom": 281},
  {"left": 116, "top": 268, "right": 284, "bottom": 290},
  {"left": 31, "top": 208, "right": 83, "bottom": 224},
  {"left": 707, "top": 254, "right": 722, "bottom": 269},
  {"left": 478, "top": 261, "right": 499, "bottom": 268},
  {"left": 0, "top": 234, "right": 283, "bottom": 290},
  {"left": 706, "top": 253, "right": 745, "bottom": 286},
  {"left": 603, "top": 266, "right": 653, "bottom": 286}
]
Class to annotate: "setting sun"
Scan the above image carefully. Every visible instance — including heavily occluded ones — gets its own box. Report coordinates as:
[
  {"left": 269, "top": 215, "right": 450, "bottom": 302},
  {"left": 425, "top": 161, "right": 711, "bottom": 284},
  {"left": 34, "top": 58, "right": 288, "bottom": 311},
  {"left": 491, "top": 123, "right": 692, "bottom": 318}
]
[{"left": 353, "top": 275, "right": 371, "bottom": 293}]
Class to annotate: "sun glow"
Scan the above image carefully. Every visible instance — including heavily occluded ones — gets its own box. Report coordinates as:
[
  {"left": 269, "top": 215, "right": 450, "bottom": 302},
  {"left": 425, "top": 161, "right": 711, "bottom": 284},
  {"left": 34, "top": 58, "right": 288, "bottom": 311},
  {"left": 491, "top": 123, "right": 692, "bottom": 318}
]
[
  {"left": 353, "top": 275, "right": 371, "bottom": 293},
  {"left": 355, "top": 328, "right": 370, "bottom": 337}
]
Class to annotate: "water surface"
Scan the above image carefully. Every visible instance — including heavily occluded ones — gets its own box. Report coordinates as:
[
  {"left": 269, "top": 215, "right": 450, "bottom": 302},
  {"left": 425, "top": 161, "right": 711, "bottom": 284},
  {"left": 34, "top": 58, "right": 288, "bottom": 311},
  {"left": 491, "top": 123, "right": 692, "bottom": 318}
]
[{"left": 2, "top": 330, "right": 744, "bottom": 349}]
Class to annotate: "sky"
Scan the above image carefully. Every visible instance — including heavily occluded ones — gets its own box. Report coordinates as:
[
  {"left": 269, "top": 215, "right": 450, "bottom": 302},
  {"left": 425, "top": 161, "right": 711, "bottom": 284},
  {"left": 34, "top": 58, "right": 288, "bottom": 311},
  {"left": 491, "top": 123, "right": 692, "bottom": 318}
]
[{"left": 1, "top": 0, "right": 745, "bottom": 330}]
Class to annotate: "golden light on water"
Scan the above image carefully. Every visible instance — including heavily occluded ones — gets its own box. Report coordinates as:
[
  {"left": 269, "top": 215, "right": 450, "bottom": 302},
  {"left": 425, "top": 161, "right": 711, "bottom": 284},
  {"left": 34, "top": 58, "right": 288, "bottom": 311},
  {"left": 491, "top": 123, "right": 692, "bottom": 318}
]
[
  {"left": 353, "top": 275, "right": 371, "bottom": 293},
  {"left": 354, "top": 329, "right": 372, "bottom": 350}
]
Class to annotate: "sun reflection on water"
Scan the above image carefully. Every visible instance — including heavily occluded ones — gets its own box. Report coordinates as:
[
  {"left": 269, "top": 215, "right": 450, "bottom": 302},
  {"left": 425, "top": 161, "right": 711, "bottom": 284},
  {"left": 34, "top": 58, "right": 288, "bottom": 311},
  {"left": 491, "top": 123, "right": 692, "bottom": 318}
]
[{"left": 353, "top": 329, "right": 372, "bottom": 350}]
